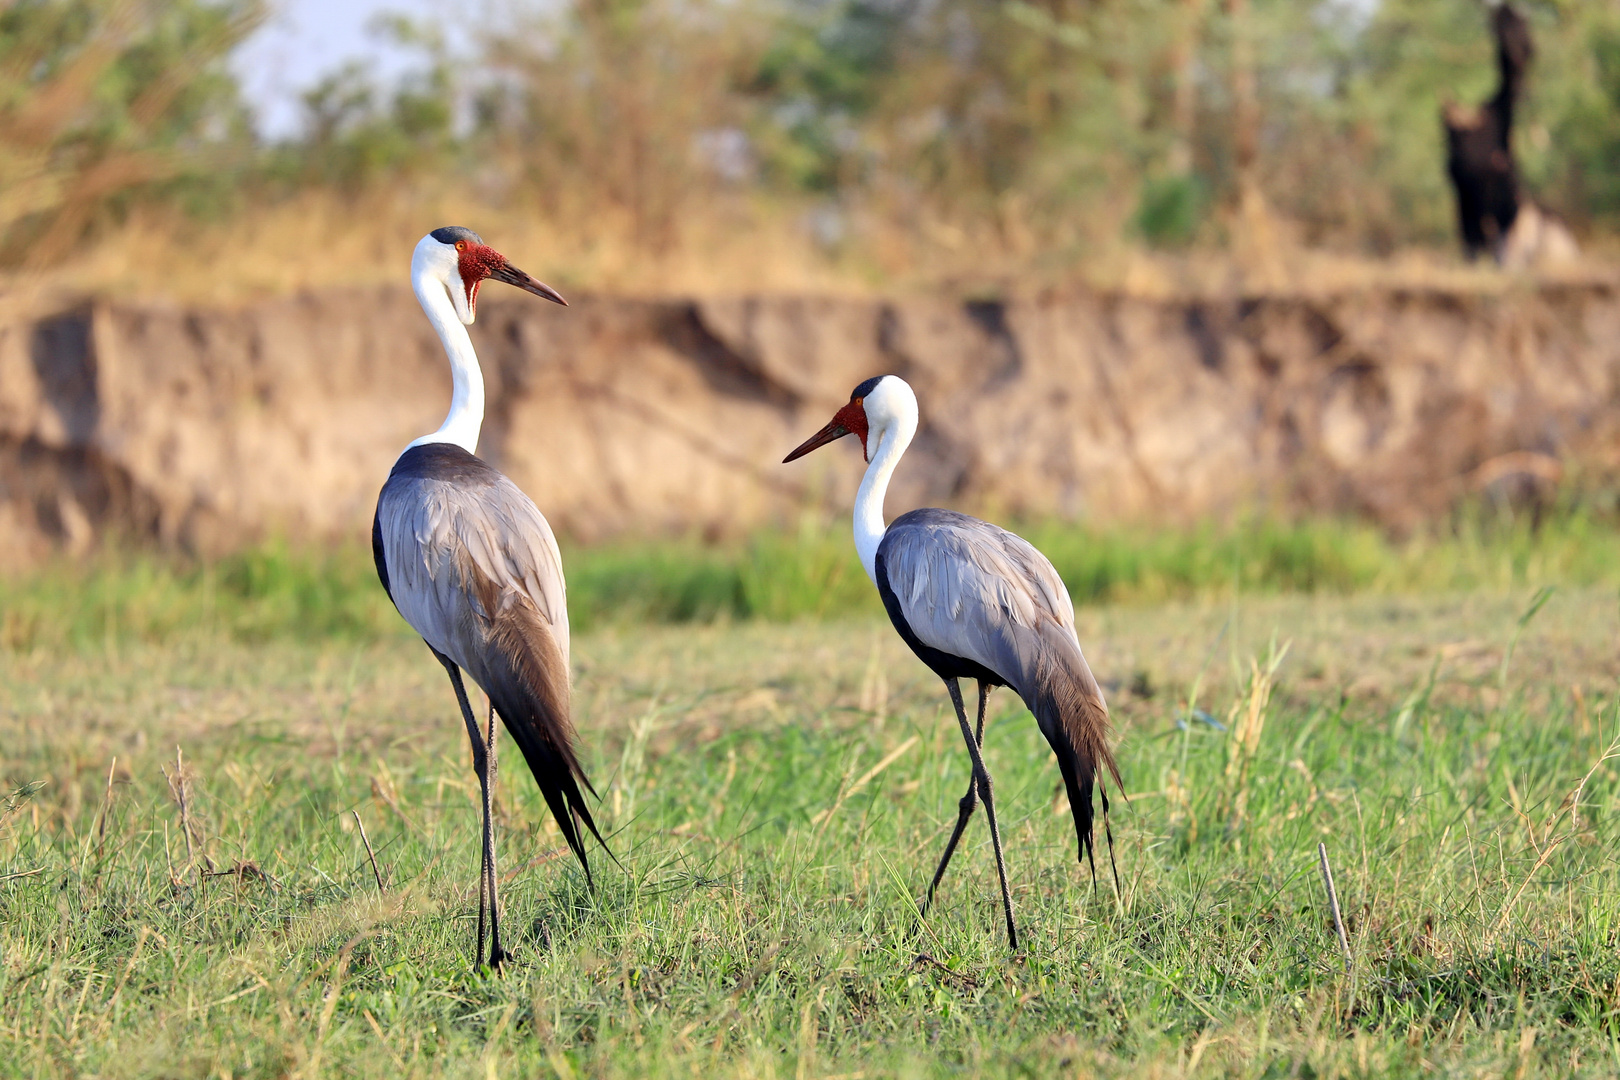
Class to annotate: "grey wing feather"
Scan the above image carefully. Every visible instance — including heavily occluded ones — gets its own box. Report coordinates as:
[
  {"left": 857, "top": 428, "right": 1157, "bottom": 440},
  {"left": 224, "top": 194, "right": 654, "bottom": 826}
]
[
  {"left": 377, "top": 472, "right": 570, "bottom": 675},
  {"left": 879, "top": 508, "right": 1083, "bottom": 702},
  {"left": 879, "top": 508, "right": 1122, "bottom": 878},
  {"left": 377, "top": 467, "right": 609, "bottom": 875}
]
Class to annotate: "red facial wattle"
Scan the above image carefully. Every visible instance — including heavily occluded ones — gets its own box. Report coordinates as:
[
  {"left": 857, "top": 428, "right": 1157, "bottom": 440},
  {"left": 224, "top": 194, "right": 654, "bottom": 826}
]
[
  {"left": 457, "top": 243, "right": 506, "bottom": 316},
  {"left": 834, "top": 398, "right": 871, "bottom": 461}
]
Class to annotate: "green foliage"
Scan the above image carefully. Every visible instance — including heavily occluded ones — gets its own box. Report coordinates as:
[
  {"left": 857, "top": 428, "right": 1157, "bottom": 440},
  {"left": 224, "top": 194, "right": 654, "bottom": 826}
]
[
  {"left": 471, "top": 0, "right": 1620, "bottom": 252},
  {"left": 468, "top": 0, "right": 764, "bottom": 249},
  {"left": 262, "top": 17, "right": 455, "bottom": 190},
  {"left": 1132, "top": 172, "right": 1208, "bottom": 246},
  {"left": 1544, "top": 11, "right": 1620, "bottom": 227},
  {"left": 3, "top": 506, "right": 1617, "bottom": 652},
  {"left": 14, "top": 0, "right": 1620, "bottom": 268},
  {"left": 0, "top": 542, "right": 401, "bottom": 652},
  {"left": 562, "top": 540, "right": 750, "bottom": 628},
  {"left": 0, "top": 0, "right": 259, "bottom": 261},
  {"left": 750, "top": 0, "right": 903, "bottom": 118}
]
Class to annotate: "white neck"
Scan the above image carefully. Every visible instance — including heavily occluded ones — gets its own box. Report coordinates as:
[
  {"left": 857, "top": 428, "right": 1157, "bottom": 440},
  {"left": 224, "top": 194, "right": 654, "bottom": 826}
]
[
  {"left": 854, "top": 415, "right": 915, "bottom": 583},
  {"left": 407, "top": 268, "right": 483, "bottom": 455}
]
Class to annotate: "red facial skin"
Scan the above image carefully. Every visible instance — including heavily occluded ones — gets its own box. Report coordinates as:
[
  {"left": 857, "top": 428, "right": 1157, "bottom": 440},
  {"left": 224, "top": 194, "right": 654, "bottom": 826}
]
[
  {"left": 455, "top": 242, "right": 507, "bottom": 317},
  {"left": 835, "top": 398, "right": 870, "bottom": 460}
]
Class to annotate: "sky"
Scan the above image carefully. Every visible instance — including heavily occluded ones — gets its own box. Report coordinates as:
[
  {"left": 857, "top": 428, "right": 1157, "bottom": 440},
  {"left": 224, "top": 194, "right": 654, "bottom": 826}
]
[{"left": 232, "top": 0, "right": 456, "bottom": 140}]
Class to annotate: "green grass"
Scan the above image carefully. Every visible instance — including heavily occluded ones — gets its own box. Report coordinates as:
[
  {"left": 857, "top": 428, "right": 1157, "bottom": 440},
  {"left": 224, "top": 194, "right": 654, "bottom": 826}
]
[
  {"left": 3, "top": 584, "right": 1620, "bottom": 1076},
  {"left": 3, "top": 507, "right": 1617, "bottom": 650}
]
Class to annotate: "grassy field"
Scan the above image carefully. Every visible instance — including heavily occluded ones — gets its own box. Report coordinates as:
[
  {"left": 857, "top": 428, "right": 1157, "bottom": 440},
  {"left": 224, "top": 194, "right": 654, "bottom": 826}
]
[
  {"left": 4, "top": 509, "right": 1617, "bottom": 648},
  {"left": 5, "top": 551, "right": 1620, "bottom": 1076}
]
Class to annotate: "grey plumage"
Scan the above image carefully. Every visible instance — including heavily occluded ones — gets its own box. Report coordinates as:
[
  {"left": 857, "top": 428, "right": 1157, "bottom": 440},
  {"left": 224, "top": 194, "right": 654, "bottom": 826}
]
[
  {"left": 373, "top": 444, "right": 606, "bottom": 908},
  {"left": 876, "top": 508, "right": 1120, "bottom": 842},
  {"left": 877, "top": 508, "right": 1076, "bottom": 678},
  {"left": 873, "top": 508, "right": 1122, "bottom": 940},
  {"left": 376, "top": 446, "right": 570, "bottom": 670}
]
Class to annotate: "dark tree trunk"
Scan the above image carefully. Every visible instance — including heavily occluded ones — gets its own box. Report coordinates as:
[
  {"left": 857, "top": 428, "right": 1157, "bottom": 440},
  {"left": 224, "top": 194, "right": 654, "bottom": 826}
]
[{"left": 1443, "top": 4, "right": 1533, "bottom": 261}]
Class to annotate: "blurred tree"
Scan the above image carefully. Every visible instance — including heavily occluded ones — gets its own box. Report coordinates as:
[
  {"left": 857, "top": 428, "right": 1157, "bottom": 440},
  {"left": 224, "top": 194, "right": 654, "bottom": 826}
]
[
  {"left": 0, "top": 0, "right": 260, "bottom": 267},
  {"left": 1288, "top": 0, "right": 1620, "bottom": 247},
  {"left": 1532, "top": 2, "right": 1620, "bottom": 230},
  {"left": 14, "top": 0, "right": 1620, "bottom": 277},
  {"left": 476, "top": 0, "right": 766, "bottom": 252},
  {"left": 483, "top": 0, "right": 1620, "bottom": 261},
  {"left": 268, "top": 15, "right": 455, "bottom": 190}
]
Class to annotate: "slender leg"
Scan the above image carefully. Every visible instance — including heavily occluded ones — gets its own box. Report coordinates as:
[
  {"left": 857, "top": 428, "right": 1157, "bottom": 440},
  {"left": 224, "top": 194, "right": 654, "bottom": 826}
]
[
  {"left": 946, "top": 679, "right": 1018, "bottom": 950},
  {"left": 435, "top": 652, "right": 495, "bottom": 969},
  {"left": 476, "top": 716, "right": 489, "bottom": 970},
  {"left": 922, "top": 682, "right": 991, "bottom": 913},
  {"left": 483, "top": 702, "right": 508, "bottom": 967},
  {"left": 477, "top": 847, "right": 488, "bottom": 971}
]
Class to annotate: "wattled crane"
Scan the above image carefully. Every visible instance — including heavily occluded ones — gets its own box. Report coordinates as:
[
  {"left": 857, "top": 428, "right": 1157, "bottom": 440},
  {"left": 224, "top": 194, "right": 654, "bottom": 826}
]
[
  {"left": 372, "top": 227, "right": 607, "bottom": 969},
  {"left": 784, "top": 374, "right": 1123, "bottom": 949}
]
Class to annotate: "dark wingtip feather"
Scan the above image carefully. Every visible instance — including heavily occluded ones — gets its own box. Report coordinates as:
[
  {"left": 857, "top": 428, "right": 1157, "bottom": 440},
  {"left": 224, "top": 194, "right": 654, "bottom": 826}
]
[
  {"left": 571, "top": 800, "right": 624, "bottom": 875},
  {"left": 1033, "top": 644, "right": 1124, "bottom": 893},
  {"left": 481, "top": 605, "right": 616, "bottom": 881}
]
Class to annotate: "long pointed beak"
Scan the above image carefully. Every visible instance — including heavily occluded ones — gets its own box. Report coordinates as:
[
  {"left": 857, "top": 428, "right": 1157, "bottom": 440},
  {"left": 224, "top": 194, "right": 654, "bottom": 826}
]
[
  {"left": 491, "top": 262, "right": 568, "bottom": 306},
  {"left": 783, "top": 418, "right": 850, "bottom": 463}
]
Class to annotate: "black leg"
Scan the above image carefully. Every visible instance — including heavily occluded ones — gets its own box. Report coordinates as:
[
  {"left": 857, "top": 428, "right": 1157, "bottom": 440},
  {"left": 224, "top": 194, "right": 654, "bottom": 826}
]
[
  {"left": 483, "top": 702, "right": 508, "bottom": 967},
  {"left": 946, "top": 679, "right": 1018, "bottom": 950},
  {"left": 475, "top": 720, "right": 489, "bottom": 970},
  {"left": 922, "top": 682, "right": 991, "bottom": 913},
  {"left": 435, "top": 651, "right": 495, "bottom": 970}
]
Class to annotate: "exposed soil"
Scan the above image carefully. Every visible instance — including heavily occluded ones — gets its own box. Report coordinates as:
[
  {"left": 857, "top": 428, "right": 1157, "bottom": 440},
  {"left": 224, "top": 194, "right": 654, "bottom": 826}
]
[{"left": 3, "top": 281, "right": 1618, "bottom": 562}]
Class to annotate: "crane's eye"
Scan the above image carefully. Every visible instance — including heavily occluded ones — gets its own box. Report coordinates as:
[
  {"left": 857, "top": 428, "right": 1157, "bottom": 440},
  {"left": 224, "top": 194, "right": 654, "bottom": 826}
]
[{"left": 456, "top": 241, "right": 466, "bottom": 251}]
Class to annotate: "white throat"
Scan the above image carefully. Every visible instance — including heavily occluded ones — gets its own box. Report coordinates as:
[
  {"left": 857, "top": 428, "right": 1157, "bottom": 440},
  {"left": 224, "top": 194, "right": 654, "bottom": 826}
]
[
  {"left": 407, "top": 260, "right": 483, "bottom": 455},
  {"left": 852, "top": 383, "right": 919, "bottom": 583}
]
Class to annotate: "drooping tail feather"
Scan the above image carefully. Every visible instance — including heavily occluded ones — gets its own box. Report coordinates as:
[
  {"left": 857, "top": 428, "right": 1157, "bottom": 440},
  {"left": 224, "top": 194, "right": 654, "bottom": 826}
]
[
  {"left": 481, "top": 604, "right": 611, "bottom": 883},
  {"left": 1030, "top": 640, "right": 1123, "bottom": 894}
]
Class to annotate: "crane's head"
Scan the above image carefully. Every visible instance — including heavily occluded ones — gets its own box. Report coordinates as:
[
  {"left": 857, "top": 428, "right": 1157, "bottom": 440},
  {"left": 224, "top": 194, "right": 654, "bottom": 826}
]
[
  {"left": 412, "top": 226, "right": 566, "bottom": 325},
  {"left": 783, "top": 374, "right": 916, "bottom": 464}
]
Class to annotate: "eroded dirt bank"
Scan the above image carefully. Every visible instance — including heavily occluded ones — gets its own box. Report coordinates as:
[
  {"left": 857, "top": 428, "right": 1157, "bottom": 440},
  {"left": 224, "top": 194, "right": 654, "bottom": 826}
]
[{"left": 2, "top": 282, "right": 1616, "bottom": 561}]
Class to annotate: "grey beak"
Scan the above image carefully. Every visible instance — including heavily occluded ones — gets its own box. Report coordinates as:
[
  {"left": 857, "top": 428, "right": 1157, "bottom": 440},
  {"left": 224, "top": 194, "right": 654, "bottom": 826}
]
[{"left": 491, "top": 262, "right": 567, "bottom": 306}]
